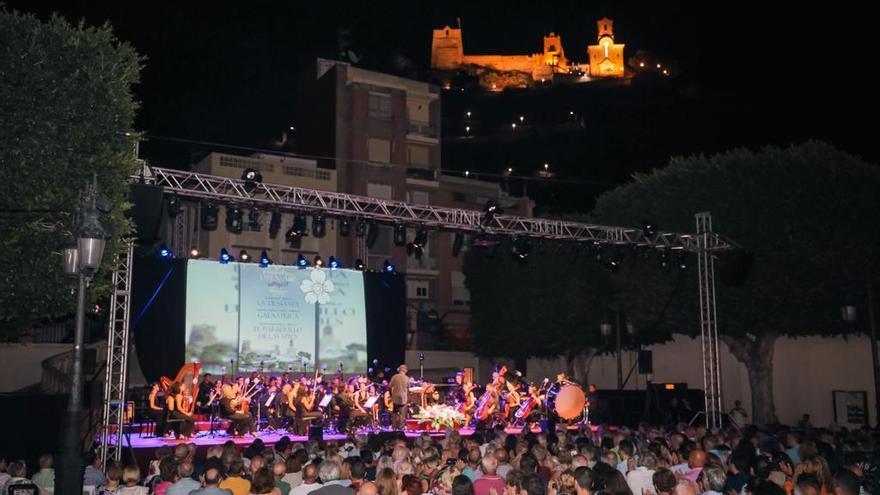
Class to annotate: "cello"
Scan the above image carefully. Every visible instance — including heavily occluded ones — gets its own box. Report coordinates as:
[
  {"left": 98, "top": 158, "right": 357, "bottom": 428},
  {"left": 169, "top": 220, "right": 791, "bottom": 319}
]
[{"left": 473, "top": 383, "right": 497, "bottom": 422}]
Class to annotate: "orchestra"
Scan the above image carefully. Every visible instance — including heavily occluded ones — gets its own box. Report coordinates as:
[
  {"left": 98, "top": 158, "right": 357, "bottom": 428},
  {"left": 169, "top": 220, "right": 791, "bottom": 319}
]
[{"left": 150, "top": 361, "right": 592, "bottom": 440}]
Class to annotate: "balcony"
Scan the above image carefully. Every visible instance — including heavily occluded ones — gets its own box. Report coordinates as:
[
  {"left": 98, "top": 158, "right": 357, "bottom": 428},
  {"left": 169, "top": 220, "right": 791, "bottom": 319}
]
[
  {"left": 406, "top": 254, "right": 438, "bottom": 272},
  {"left": 406, "top": 167, "right": 438, "bottom": 181},
  {"left": 408, "top": 122, "right": 437, "bottom": 138}
]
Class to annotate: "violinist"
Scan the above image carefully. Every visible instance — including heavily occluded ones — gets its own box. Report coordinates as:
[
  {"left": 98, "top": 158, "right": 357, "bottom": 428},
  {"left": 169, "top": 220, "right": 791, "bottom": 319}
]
[
  {"left": 292, "top": 381, "right": 321, "bottom": 434},
  {"left": 167, "top": 382, "right": 195, "bottom": 439},
  {"left": 220, "top": 384, "right": 255, "bottom": 436}
]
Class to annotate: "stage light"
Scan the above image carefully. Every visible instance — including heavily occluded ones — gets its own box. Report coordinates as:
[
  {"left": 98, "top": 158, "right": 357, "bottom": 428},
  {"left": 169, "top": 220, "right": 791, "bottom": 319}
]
[
  {"left": 292, "top": 213, "right": 307, "bottom": 235},
  {"left": 452, "top": 231, "right": 464, "bottom": 257},
  {"left": 157, "top": 243, "right": 173, "bottom": 260},
  {"left": 314, "top": 255, "right": 324, "bottom": 268},
  {"left": 226, "top": 205, "right": 243, "bottom": 234},
  {"left": 354, "top": 259, "right": 366, "bottom": 270},
  {"left": 268, "top": 210, "right": 281, "bottom": 239},
  {"left": 482, "top": 200, "right": 500, "bottom": 226},
  {"left": 312, "top": 211, "right": 326, "bottom": 238},
  {"left": 259, "top": 250, "right": 271, "bottom": 268},
  {"left": 383, "top": 259, "right": 396, "bottom": 274},
  {"left": 296, "top": 254, "right": 310, "bottom": 268},
  {"left": 676, "top": 250, "right": 688, "bottom": 271},
  {"left": 239, "top": 250, "right": 251, "bottom": 263},
  {"left": 511, "top": 237, "right": 531, "bottom": 261},
  {"left": 201, "top": 200, "right": 218, "bottom": 231},
  {"left": 659, "top": 249, "right": 670, "bottom": 269},
  {"left": 189, "top": 247, "right": 200, "bottom": 258},
  {"left": 366, "top": 222, "right": 379, "bottom": 248},
  {"left": 248, "top": 208, "right": 261, "bottom": 231},
  {"left": 605, "top": 249, "right": 624, "bottom": 273},
  {"left": 242, "top": 168, "right": 262, "bottom": 192},
  {"left": 219, "top": 248, "right": 233, "bottom": 264},
  {"left": 328, "top": 256, "right": 340, "bottom": 269},
  {"left": 167, "top": 195, "right": 182, "bottom": 218},
  {"left": 339, "top": 218, "right": 350, "bottom": 237},
  {"left": 642, "top": 220, "right": 658, "bottom": 238},
  {"left": 414, "top": 228, "right": 428, "bottom": 249},
  {"left": 355, "top": 218, "right": 367, "bottom": 237},
  {"left": 393, "top": 223, "right": 407, "bottom": 246}
]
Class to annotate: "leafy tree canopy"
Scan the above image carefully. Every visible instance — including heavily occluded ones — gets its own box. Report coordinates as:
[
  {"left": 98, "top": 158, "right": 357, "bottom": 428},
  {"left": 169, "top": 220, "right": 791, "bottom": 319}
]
[{"left": 0, "top": 7, "right": 142, "bottom": 336}]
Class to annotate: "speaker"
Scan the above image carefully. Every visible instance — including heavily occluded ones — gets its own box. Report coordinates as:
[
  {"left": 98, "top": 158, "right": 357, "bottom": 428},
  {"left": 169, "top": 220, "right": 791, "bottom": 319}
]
[
  {"left": 638, "top": 350, "right": 653, "bottom": 374},
  {"left": 308, "top": 424, "right": 323, "bottom": 442},
  {"left": 128, "top": 184, "right": 165, "bottom": 242},
  {"left": 719, "top": 251, "right": 754, "bottom": 287}
]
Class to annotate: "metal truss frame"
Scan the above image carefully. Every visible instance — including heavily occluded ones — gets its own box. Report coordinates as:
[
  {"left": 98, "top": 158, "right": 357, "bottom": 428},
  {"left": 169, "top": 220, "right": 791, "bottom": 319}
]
[
  {"left": 147, "top": 167, "right": 733, "bottom": 252},
  {"left": 696, "top": 212, "right": 723, "bottom": 429},
  {"left": 98, "top": 241, "right": 134, "bottom": 465}
]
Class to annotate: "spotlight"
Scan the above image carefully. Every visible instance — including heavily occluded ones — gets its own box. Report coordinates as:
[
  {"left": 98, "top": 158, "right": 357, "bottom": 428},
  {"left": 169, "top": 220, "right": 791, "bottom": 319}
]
[
  {"left": 157, "top": 243, "right": 173, "bottom": 260},
  {"left": 268, "top": 210, "right": 281, "bottom": 238},
  {"left": 393, "top": 223, "right": 407, "bottom": 246},
  {"left": 242, "top": 168, "right": 263, "bottom": 191},
  {"left": 292, "top": 213, "right": 307, "bottom": 236},
  {"left": 225, "top": 205, "right": 243, "bottom": 234},
  {"left": 314, "top": 255, "right": 324, "bottom": 268},
  {"left": 605, "top": 249, "right": 624, "bottom": 273},
  {"left": 383, "top": 259, "right": 396, "bottom": 274},
  {"left": 328, "top": 256, "right": 340, "bottom": 269},
  {"left": 167, "top": 195, "right": 182, "bottom": 218},
  {"left": 339, "top": 218, "right": 350, "bottom": 237},
  {"left": 239, "top": 250, "right": 251, "bottom": 263},
  {"left": 414, "top": 228, "right": 428, "bottom": 249},
  {"left": 312, "top": 212, "right": 326, "bottom": 238},
  {"left": 201, "top": 200, "right": 218, "bottom": 231},
  {"left": 511, "top": 237, "right": 531, "bottom": 262},
  {"left": 676, "top": 250, "right": 688, "bottom": 271},
  {"left": 355, "top": 218, "right": 367, "bottom": 237},
  {"left": 659, "top": 249, "right": 670, "bottom": 269},
  {"left": 482, "top": 200, "right": 500, "bottom": 226},
  {"left": 354, "top": 259, "right": 366, "bottom": 270},
  {"left": 189, "top": 247, "right": 200, "bottom": 258},
  {"left": 642, "top": 220, "right": 658, "bottom": 239},
  {"left": 296, "top": 254, "right": 310, "bottom": 268},
  {"left": 248, "top": 208, "right": 261, "bottom": 231},
  {"left": 366, "top": 222, "right": 379, "bottom": 248},
  {"left": 219, "top": 248, "right": 233, "bottom": 264},
  {"left": 259, "top": 250, "right": 271, "bottom": 268},
  {"left": 452, "top": 232, "right": 464, "bottom": 257}
]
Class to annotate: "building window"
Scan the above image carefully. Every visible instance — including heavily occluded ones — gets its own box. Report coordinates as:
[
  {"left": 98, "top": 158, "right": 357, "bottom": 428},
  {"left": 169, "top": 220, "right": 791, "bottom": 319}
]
[
  {"left": 366, "top": 225, "right": 392, "bottom": 271},
  {"left": 367, "top": 183, "right": 393, "bottom": 199},
  {"left": 451, "top": 271, "right": 470, "bottom": 306},
  {"left": 408, "top": 279, "right": 431, "bottom": 300},
  {"left": 368, "top": 138, "right": 391, "bottom": 163},
  {"left": 407, "top": 190, "right": 430, "bottom": 205},
  {"left": 407, "top": 145, "right": 430, "bottom": 166},
  {"left": 368, "top": 93, "right": 392, "bottom": 119}
]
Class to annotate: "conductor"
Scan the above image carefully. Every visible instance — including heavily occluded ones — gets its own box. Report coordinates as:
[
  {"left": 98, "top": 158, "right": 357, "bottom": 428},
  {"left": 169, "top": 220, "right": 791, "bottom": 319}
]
[{"left": 389, "top": 364, "right": 410, "bottom": 430}]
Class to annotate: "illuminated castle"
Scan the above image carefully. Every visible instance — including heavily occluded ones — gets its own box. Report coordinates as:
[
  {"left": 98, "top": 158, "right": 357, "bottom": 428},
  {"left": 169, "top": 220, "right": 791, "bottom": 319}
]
[{"left": 431, "top": 18, "right": 625, "bottom": 88}]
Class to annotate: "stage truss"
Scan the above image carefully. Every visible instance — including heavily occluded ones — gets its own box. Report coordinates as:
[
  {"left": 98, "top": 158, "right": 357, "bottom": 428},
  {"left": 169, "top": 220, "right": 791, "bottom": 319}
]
[{"left": 98, "top": 165, "right": 733, "bottom": 440}]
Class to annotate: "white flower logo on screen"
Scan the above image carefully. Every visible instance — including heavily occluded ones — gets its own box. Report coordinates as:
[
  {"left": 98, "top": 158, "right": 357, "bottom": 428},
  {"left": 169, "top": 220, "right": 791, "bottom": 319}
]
[{"left": 300, "top": 268, "right": 334, "bottom": 304}]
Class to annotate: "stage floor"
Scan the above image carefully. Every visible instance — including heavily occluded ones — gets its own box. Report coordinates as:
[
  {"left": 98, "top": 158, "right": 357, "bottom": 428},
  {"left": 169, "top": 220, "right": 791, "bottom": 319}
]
[{"left": 111, "top": 422, "right": 597, "bottom": 450}]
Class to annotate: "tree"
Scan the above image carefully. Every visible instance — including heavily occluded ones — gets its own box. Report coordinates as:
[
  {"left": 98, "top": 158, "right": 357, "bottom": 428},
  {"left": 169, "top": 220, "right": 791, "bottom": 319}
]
[
  {"left": 0, "top": 8, "right": 142, "bottom": 338},
  {"left": 590, "top": 142, "right": 880, "bottom": 425},
  {"left": 463, "top": 236, "right": 678, "bottom": 382}
]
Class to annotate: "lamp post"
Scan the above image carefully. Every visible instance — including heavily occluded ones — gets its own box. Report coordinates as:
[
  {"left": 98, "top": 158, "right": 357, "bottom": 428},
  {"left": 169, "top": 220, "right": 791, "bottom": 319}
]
[
  {"left": 842, "top": 284, "right": 880, "bottom": 427},
  {"left": 58, "top": 176, "right": 107, "bottom": 495}
]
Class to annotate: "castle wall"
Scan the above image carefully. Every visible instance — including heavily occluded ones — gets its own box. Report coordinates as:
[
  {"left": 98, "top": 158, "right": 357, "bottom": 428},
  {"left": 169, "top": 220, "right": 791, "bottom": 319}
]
[{"left": 461, "top": 54, "right": 536, "bottom": 73}]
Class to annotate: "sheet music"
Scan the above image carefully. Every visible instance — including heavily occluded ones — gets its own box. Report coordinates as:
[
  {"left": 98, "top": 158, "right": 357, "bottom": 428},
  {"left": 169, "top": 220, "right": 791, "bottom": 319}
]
[
  {"left": 264, "top": 392, "right": 276, "bottom": 407},
  {"left": 362, "top": 396, "right": 379, "bottom": 408},
  {"left": 319, "top": 394, "right": 334, "bottom": 408}
]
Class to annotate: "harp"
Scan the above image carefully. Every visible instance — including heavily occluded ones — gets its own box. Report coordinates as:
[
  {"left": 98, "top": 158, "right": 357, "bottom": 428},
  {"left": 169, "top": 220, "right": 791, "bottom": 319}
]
[{"left": 160, "top": 362, "right": 201, "bottom": 414}]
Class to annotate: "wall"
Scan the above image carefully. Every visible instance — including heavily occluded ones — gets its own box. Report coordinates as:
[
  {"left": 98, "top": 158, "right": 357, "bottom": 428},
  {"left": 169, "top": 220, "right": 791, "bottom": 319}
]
[{"left": 0, "top": 343, "right": 72, "bottom": 392}]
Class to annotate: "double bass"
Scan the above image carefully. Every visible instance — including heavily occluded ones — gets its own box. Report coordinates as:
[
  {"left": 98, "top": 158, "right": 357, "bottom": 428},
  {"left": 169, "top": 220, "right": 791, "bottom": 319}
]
[{"left": 473, "top": 383, "right": 497, "bottom": 421}]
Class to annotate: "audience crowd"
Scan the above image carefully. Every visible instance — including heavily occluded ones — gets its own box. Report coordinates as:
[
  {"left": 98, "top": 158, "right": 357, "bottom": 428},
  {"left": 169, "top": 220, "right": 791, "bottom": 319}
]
[{"left": 0, "top": 422, "right": 875, "bottom": 495}]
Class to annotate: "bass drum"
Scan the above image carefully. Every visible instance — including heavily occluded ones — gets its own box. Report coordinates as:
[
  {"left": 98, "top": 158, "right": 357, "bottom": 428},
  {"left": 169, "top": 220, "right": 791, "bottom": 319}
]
[{"left": 545, "top": 383, "right": 586, "bottom": 420}]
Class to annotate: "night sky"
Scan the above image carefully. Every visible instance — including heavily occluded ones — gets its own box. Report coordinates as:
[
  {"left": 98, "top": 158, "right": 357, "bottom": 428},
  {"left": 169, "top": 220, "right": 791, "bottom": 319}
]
[{"left": 8, "top": 0, "right": 878, "bottom": 209}]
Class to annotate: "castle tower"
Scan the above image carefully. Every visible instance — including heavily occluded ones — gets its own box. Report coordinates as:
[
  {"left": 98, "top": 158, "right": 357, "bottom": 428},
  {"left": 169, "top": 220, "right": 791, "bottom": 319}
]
[
  {"left": 542, "top": 32, "right": 568, "bottom": 69},
  {"left": 431, "top": 26, "right": 464, "bottom": 70},
  {"left": 587, "top": 17, "right": 625, "bottom": 78}
]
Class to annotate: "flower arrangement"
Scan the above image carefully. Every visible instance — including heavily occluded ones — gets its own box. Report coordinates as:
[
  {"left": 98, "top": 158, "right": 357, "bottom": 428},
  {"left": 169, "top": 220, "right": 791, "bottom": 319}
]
[{"left": 412, "top": 404, "right": 468, "bottom": 430}]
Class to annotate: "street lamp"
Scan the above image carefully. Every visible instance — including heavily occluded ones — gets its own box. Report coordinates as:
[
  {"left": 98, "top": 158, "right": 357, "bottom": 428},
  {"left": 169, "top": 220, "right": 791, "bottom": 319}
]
[{"left": 58, "top": 175, "right": 108, "bottom": 495}]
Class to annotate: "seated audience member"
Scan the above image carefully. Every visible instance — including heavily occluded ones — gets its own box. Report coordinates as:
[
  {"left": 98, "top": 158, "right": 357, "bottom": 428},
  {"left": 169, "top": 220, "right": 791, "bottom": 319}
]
[
  {"left": 84, "top": 451, "right": 107, "bottom": 487},
  {"left": 1, "top": 460, "right": 30, "bottom": 494},
  {"left": 98, "top": 461, "right": 124, "bottom": 495},
  {"left": 31, "top": 453, "right": 55, "bottom": 492},
  {"left": 117, "top": 465, "right": 149, "bottom": 495},
  {"left": 474, "top": 454, "right": 506, "bottom": 495},
  {"left": 221, "top": 458, "right": 253, "bottom": 495},
  {"left": 191, "top": 467, "right": 233, "bottom": 495},
  {"left": 249, "top": 467, "right": 282, "bottom": 495},
  {"left": 167, "top": 461, "right": 201, "bottom": 495}
]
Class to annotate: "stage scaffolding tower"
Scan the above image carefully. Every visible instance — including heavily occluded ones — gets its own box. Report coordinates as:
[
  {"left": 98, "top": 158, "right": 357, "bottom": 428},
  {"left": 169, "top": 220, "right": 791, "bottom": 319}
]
[
  {"left": 97, "top": 241, "right": 134, "bottom": 465},
  {"left": 696, "top": 212, "right": 723, "bottom": 429}
]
